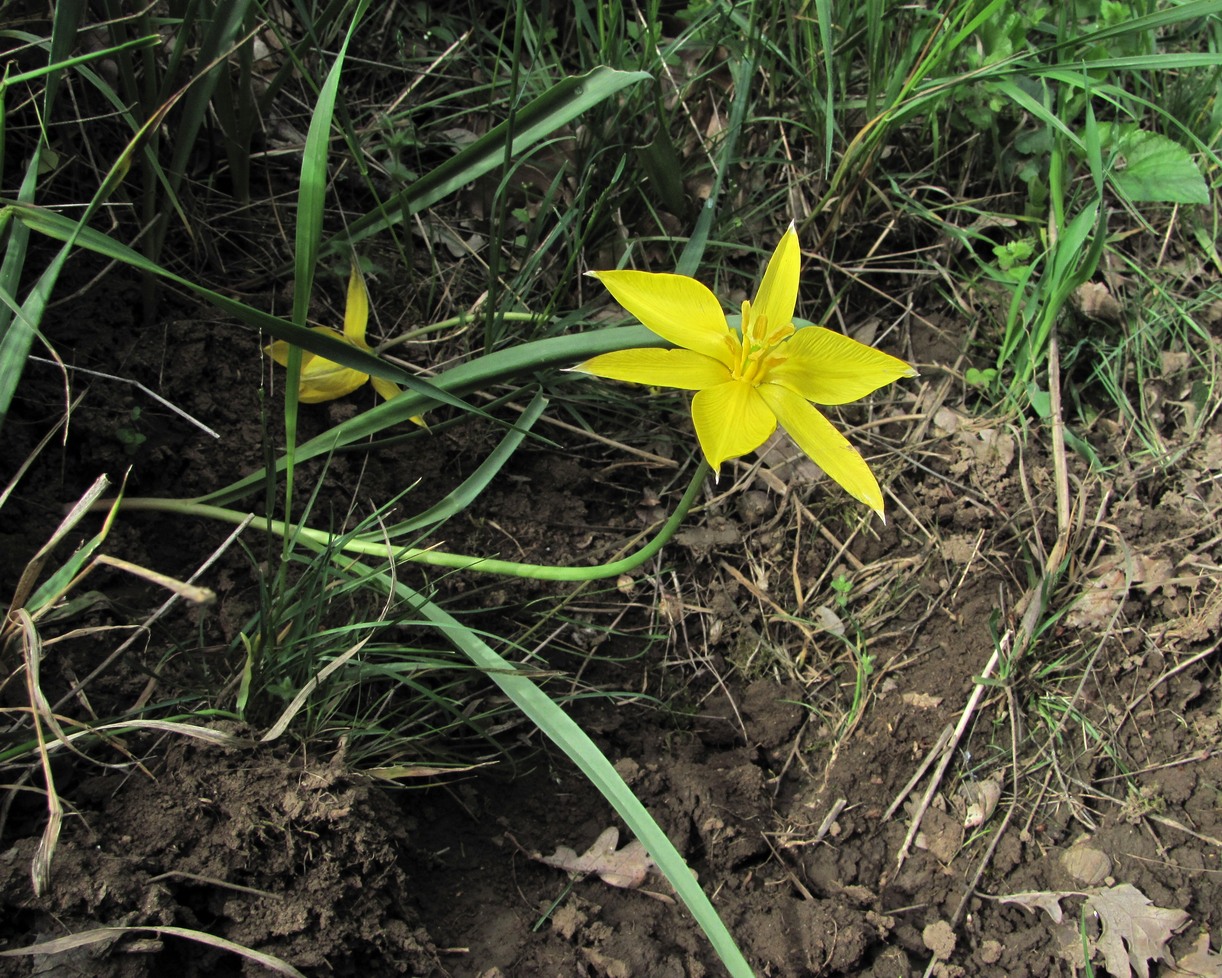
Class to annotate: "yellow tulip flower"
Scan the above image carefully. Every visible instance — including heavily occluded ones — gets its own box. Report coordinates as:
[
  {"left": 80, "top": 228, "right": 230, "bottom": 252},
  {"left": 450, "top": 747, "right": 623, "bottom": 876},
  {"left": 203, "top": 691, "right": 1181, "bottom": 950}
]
[
  {"left": 266, "top": 263, "right": 402, "bottom": 403},
  {"left": 574, "top": 225, "right": 916, "bottom": 516}
]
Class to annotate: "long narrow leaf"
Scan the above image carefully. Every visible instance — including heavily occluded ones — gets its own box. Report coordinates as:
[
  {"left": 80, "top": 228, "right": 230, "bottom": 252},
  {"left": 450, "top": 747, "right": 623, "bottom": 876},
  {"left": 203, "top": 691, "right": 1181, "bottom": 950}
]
[
  {"left": 358, "top": 569, "right": 756, "bottom": 978},
  {"left": 0, "top": 156, "right": 42, "bottom": 424},
  {"left": 163, "top": 1, "right": 255, "bottom": 194},
  {"left": 295, "top": 0, "right": 370, "bottom": 322},
  {"left": 319, "top": 67, "right": 651, "bottom": 260},
  {"left": 6, "top": 204, "right": 475, "bottom": 416},
  {"left": 0, "top": 1, "right": 88, "bottom": 425},
  {"left": 0, "top": 33, "right": 158, "bottom": 89},
  {"left": 2, "top": 29, "right": 188, "bottom": 231},
  {"left": 281, "top": 0, "right": 371, "bottom": 533},
  {"left": 386, "top": 392, "right": 549, "bottom": 536},
  {"left": 0, "top": 37, "right": 262, "bottom": 427},
  {"left": 195, "top": 324, "right": 662, "bottom": 506}
]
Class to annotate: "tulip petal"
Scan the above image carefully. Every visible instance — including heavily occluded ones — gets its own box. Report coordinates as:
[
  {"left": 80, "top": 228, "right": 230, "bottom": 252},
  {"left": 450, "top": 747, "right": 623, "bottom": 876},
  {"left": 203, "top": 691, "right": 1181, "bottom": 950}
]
[
  {"left": 298, "top": 357, "right": 368, "bottom": 402},
  {"left": 370, "top": 375, "right": 403, "bottom": 401},
  {"left": 590, "top": 270, "right": 735, "bottom": 367},
  {"left": 344, "top": 263, "right": 370, "bottom": 344},
  {"left": 766, "top": 327, "right": 917, "bottom": 405},
  {"left": 758, "top": 383, "right": 885, "bottom": 516},
  {"left": 691, "top": 379, "right": 776, "bottom": 474},
  {"left": 752, "top": 224, "right": 800, "bottom": 337},
  {"left": 265, "top": 338, "right": 306, "bottom": 369},
  {"left": 573, "top": 348, "right": 732, "bottom": 390}
]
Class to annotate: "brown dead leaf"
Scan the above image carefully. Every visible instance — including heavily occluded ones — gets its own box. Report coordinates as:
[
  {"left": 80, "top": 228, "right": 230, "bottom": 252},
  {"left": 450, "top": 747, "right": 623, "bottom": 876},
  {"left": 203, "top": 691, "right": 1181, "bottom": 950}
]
[
  {"left": 902, "top": 692, "right": 944, "bottom": 710},
  {"left": 1067, "top": 552, "right": 1177, "bottom": 630},
  {"left": 1168, "top": 932, "right": 1222, "bottom": 977},
  {"left": 1074, "top": 281, "right": 1124, "bottom": 323},
  {"left": 1090, "top": 882, "right": 1189, "bottom": 978},
  {"left": 1067, "top": 566, "right": 1128, "bottom": 630},
  {"left": 933, "top": 408, "right": 1015, "bottom": 480},
  {"left": 816, "top": 605, "right": 846, "bottom": 637},
  {"left": 532, "top": 827, "right": 656, "bottom": 889},
  {"left": 1000, "top": 889, "right": 1070, "bottom": 922},
  {"left": 1052, "top": 920, "right": 1090, "bottom": 971},
  {"left": 999, "top": 883, "right": 1190, "bottom": 978},
  {"left": 957, "top": 771, "right": 1003, "bottom": 828}
]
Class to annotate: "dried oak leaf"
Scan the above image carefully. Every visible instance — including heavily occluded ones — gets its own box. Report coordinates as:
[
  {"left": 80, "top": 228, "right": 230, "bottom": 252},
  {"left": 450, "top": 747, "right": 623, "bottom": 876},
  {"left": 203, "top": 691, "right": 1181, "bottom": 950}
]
[
  {"left": 1000, "top": 883, "right": 1190, "bottom": 978},
  {"left": 1089, "top": 883, "right": 1189, "bottom": 978},
  {"left": 1073, "top": 281, "right": 1124, "bottom": 324},
  {"left": 1168, "top": 933, "right": 1222, "bottom": 977},
  {"left": 533, "top": 827, "right": 655, "bottom": 889}
]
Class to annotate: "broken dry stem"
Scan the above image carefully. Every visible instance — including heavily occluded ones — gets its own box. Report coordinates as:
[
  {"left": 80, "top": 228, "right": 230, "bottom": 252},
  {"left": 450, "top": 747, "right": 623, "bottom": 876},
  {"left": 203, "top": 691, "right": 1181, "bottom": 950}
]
[{"left": 889, "top": 642, "right": 1001, "bottom": 875}]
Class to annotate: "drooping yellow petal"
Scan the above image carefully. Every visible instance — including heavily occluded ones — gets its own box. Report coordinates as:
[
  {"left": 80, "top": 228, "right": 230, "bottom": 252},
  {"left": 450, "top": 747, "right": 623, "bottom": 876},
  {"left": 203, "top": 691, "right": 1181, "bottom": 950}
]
[
  {"left": 765, "top": 326, "right": 917, "bottom": 405},
  {"left": 263, "top": 264, "right": 407, "bottom": 404},
  {"left": 691, "top": 379, "right": 776, "bottom": 475},
  {"left": 264, "top": 338, "right": 305, "bottom": 369},
  {"left": 370, "top": 375, "right": 403, "bottom": 401},
  {"left": 343, "top": 262, "right": 370, "bottom": 346},
  {"left": 758, "top": 383, "right": 885, "bottom": 516},
  {"left": 751, "top": 224, "right": 800, "bottom": 340},
  {"left": 589, "top": 270, "right": 735, "bottom": 368},
  {"left": 370, "top": 373, "right": 423, "bottom": 423},
  {"left": 266, "top": 326, "right": 367, "bottom": 402},
  {"left": 298, "top": 356, "right": 368, "bottom": 403},
  {"left": 573, "top": 348, "right": 732, "bottom": 390}
]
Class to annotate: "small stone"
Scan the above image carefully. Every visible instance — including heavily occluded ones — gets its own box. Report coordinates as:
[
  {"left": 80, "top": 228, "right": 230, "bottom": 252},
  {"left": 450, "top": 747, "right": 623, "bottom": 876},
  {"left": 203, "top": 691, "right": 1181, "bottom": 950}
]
[
  {"left": 1060, "top": 844, "right": 1112, "bottom": 885},
  {"left": 736, "top": 489, "right": 773, "bottom": 524}
]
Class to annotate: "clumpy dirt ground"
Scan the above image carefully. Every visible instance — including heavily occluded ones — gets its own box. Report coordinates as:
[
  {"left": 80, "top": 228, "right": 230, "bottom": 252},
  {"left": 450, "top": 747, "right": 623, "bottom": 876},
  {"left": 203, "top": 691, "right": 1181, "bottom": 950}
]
[{"left": 3, "top": 250, "right": 1220, "bottom": 978}]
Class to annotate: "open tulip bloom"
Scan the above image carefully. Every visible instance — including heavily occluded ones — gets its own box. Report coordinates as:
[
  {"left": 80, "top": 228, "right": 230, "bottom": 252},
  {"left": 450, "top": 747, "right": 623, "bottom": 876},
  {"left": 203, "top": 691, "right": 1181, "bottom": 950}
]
[{"left": 574, "top": 225, "right": 916, "bottom": 517}]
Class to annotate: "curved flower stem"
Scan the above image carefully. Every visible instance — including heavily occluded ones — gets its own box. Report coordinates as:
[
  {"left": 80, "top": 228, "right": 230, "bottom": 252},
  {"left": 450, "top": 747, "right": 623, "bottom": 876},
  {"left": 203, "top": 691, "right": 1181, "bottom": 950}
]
[
  {"left": 118, "top": 460, "right": 711, "bottom": 582},
  {"left": 377, "top": 311, "right": 542, "bottom": 352}
]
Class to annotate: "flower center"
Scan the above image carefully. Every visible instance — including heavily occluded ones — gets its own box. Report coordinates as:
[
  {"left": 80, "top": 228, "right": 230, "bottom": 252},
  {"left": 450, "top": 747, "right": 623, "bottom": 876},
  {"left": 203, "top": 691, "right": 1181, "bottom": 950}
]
[{"left": 732, "top": 299, "right": 794, "bottom": 385}]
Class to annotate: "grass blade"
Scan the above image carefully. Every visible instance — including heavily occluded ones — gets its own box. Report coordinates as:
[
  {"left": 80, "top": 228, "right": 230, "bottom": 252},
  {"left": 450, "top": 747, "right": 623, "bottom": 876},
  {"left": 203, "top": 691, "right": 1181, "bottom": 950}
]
[
  {"left": 359, "top": 568, "right": 756, "bottom": 978},
  {"left": 6, "top": 205, "right": 472, "bottom": 414},
  {"left": 280, "top": 0, "right": 371, "bottom": 535},
  {"left": 319, "top": 67, "right": 651, "bottom": 260}
]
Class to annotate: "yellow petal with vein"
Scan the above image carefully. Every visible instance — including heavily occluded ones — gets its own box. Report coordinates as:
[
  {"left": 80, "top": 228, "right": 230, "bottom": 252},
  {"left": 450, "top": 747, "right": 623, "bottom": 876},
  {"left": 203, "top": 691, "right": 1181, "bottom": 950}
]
[
  {"left": 573, "top": 348, "right": 731, "bottom": 390},
  {"left": 343, "top": 262, "right": 370, "bottom": 344},
  {"left": 264, "top": 339, "right": 303, "bottom": 369},
  {"left": 758, "top": 383, "right": 884, "bottom": 516},
  {"left": 691, "top": 380, "right": 776, "bottom": 474},
  {"left": 590, "top": 270, "right": 734, "bottom": 367},
  {"left": 766, "top": 327, "right": 916, "bottom": 405},
  {"left": 265, "top": 326, "right": 345, "bottom": 368},
  {"left": 370, "top": 375, "right": 403, "bottom": 401},
  {"left": 298, "top": 357, "right": 367, "bottom": 403},
  {"left": 752, "top": 225, "right": 800, "bottom": 336}
]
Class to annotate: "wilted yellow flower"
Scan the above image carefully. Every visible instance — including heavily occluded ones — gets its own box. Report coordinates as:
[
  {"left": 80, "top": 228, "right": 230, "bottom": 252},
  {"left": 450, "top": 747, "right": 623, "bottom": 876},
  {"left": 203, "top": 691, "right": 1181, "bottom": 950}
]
[{"left": 266, "top": 263, "right": 401, "bottom": 403}]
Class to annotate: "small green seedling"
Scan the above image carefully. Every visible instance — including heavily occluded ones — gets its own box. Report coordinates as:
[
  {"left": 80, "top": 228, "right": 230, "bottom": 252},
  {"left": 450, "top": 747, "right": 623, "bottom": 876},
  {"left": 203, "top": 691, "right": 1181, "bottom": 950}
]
[
  {"left": 115, "top": 407, "right": 147, "bottom": 455},
  {"left": 831, "top": 573, "right": 854, "bottom": 610}
]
